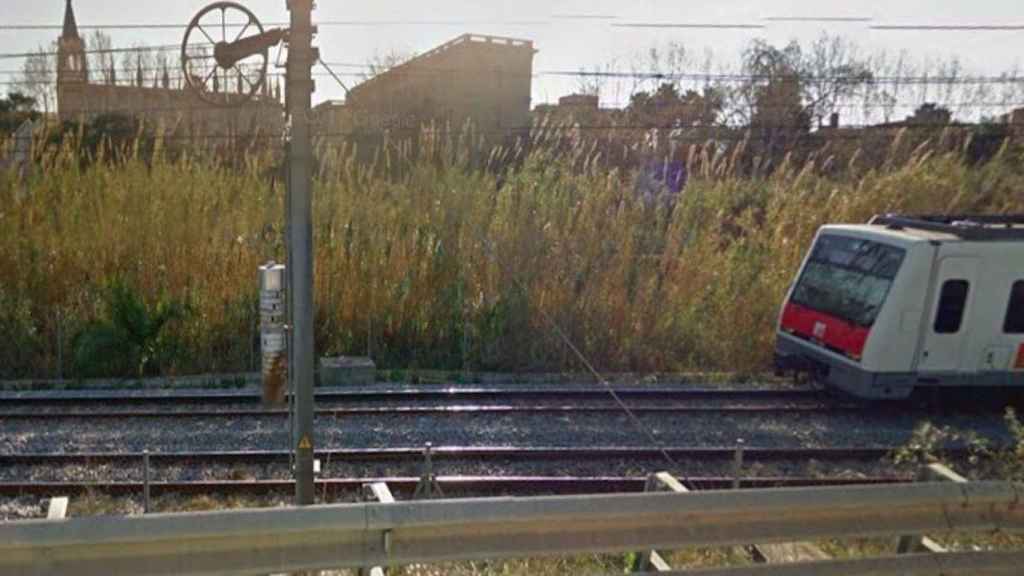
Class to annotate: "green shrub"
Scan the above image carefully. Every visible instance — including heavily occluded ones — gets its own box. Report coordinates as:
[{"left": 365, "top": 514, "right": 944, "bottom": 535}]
[
  {"left": 72, "top": 279, "right": 187, "bottom": 378},
  {"left": 894, "top": 408, "right": 1024, "bottom": 481},
  {"left": 0, "top": 288, "right": 42, "bottom": 378}
]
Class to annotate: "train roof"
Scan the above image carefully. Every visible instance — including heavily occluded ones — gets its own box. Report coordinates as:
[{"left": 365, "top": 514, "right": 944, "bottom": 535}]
[{"left": 823, "top": 214, "right": 1024, "bottom": 244}]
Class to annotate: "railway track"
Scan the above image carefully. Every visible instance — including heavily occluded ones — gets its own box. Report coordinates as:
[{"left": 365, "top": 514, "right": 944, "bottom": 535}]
[
  {"left": 0, "top": 386, "right": 822, "bottom": 406},
  {"left": 0, "top": 402, "right": 851, "bottom": 419},
  {"left": 0, "top": 445, "right": 928, "bottom": 466},
  {"left": 0, "top": 386, "right": 855, "bottom": 419},
  {"left": 0, "top": 475, "right": 908, "bottom": 497}
]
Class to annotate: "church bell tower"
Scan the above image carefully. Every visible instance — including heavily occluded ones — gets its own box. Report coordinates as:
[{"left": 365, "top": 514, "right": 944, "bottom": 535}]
[{"left": 57, "top": 0, "right": 88, "bottom": 118}]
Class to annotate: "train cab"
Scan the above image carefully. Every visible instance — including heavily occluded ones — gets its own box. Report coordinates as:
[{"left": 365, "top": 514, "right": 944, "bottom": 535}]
[{"left": 774, "top": 214, "right": 1024, "bottom": 400}]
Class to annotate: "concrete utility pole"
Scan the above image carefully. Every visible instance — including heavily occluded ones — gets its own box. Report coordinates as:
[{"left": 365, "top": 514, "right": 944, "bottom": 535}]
[{"left": 286, "top": 0, "right": 317, "bottom": 506}]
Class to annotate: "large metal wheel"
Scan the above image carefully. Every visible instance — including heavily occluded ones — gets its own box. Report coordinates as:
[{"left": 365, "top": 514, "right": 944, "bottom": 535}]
[{"left": 181, "top": 1, "right": 269, "bottom": 106}]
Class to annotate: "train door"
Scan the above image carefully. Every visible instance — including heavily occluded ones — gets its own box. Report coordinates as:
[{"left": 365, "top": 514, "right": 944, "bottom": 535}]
[
  {"left": 1002, "top": 280, "right": 1024, "bottom": 377},
  {"left": 918, "top": 257, "right": 979, "bottom": 373}
]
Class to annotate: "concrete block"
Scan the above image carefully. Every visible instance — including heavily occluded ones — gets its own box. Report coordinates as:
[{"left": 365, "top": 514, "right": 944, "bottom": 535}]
[{"left": 320, "top": 357, "right": 376, "bottom": 386}]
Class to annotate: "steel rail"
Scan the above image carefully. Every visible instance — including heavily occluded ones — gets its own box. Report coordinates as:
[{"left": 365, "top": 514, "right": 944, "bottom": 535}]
[
  {"left": 0, "top": 475, "right": 909, "bottom": 497},
  {"left": 0, "top": 445, "right": 942, "bottom": 466},
  {"left": 0, "top": 387, "right": 821, "bottom": 406},
  {"left": 0, "top": 402, "right": 850, "bottom": 419}
]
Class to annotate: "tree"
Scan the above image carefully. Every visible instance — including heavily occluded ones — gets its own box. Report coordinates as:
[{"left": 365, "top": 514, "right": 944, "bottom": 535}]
[
  {"left": 0, "top": 92, "right": 39, "bottom": 135},
  {"left": 120, "top": 44, "right": 157, "bottom": 88},
  {"left": 88, "top": 31, "right": 116, "bottom": 84},
  {"left": 19, "top": 46, "right": 55, "bottom": 114},
  {"left": 154, "top": 51, "right": 173, "bottom": 88},
  {"left": 361, "top": 49, "right": 414, "bottom": 81},
  {"left": 729, "top": 35, "right": 873, "bottom": 130},
  {"left": 801, "top": 35, "right": 873, "bottom": 127},
  {"left": 626, "top": 83, "right": 723, "bottom": 128}
]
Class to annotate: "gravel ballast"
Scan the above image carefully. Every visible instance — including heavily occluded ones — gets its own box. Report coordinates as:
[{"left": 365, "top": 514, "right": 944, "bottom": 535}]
[{"left": 0, "top": 410, "right": 1010, "bottom": 454}]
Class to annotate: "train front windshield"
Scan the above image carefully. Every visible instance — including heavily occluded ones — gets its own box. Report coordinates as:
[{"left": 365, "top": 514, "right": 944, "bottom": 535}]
[
  {"left": 790, "top": 235, "right": 906, "bottom": 328},
  {"left": 779, "top": 234, "right": 907, "bottom": 360}
]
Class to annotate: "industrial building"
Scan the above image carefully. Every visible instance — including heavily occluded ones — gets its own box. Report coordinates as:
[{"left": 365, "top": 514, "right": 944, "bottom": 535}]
[{"left": 314, "top": 34, "right": 536, "bottom": 141}]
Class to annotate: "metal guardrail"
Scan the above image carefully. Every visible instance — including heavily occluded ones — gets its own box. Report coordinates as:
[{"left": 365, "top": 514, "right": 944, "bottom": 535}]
[{"left": 1, "top": 481, "right": 1023, "bottom": 576}]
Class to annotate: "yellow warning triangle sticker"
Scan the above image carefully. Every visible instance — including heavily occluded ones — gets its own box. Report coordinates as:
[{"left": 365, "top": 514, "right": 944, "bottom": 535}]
[{"left": 298, "top": 435, "right": 312, "bottom": 450}]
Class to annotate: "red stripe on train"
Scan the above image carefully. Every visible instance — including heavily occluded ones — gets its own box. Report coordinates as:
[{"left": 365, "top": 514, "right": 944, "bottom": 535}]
[
  {"left": 1016, "top": 344, "right": 1024, "bottom": 371},
  {"left": 780, "top": 303, "right": 870, "bottom": 360}
]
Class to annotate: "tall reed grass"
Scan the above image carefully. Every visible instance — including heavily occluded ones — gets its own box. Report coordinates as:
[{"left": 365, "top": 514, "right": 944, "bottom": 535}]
[{"left": 1, "top": 127, "right": 1022, "bottom": 378}]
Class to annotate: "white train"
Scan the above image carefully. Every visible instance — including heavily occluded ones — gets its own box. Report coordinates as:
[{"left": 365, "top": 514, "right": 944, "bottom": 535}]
[{"left": 774, "top": 214, "right": 1024, "bottom": 399}]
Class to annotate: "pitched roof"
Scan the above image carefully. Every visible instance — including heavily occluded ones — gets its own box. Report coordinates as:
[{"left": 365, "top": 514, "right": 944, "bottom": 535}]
[{"left": 62, "top": 0, "right": 80, "bottom": 40}]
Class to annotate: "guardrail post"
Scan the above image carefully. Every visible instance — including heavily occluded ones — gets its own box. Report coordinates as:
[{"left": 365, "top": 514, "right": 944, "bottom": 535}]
[
  {"left": 143, "top": 450, "right": 151, "bottom": 514},
  {"left": 630, "top": 472, "right": 681, "bottom": 573},
  {"left": 733, "top": 439, "right": 745, "bottom": 490},
  {"left": 46, "top": 497, "right": 68, "bottom": 520},
  {"left": 413, "top": 443, "right": 444, "bottom": 500},
  {"left": 897, "top": 463, "right": 966, "bottom": 554},
  {"left": 359, "top": 482, "right": 395, "bottom": 576},
  {"left": 747, "top": 439, "right": 831, "bottom": 564}
]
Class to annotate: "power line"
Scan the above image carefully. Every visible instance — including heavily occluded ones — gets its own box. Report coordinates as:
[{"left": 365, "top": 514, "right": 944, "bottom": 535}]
[
  {"left": 0, "top": 44, "right": 191, "bottom": 61},
  {"left": 612, "top": 23, "right": 766, "bottom": 30},
  {"left": 6, "top": 57, "right": 1022, "bottom": 86},
  {"left": 1, "top": 23, "right": 203, "bottom": 31},
  {"left": 611, "top": 21, "right": 1024, "bottom": 31},
  {"left": 4, "top": 69, "right": 1022, "bottom": 89},
  {"left": 3, "top": 17, "right": 1024, "bottom": 33},
  {"left": 762, "top": 17, "right": 874, "bottom": 23},
  {"left": 550, "top": 14, "right": 619, "bottom": 21},
  {"left": 870, "top": 25, "right": 1024, "bottom": 31},
  {"left": 0, "top": 19, "right": 599, "bottom": 32},
  {"left": 539, "top": 70, "right": 1024, "bottom": 85}
]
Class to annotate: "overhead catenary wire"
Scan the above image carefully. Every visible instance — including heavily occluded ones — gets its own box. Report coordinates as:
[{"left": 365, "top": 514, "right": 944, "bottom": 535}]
[
  {"left": 761, "top": 17, "right": 875, "bottom": 23},
  {"left": 315, "top": 57, "right": 350, "bottom": 95},
  {"left": 0, "top": 44, "right": 202, "bottom": 61},
  {"left": 870, "top": 25, "right": 1024, "bottom": 31},
  {"left": 498, "top": 272, "right": 693, "bottom": 488},
  {"left": 2, "top": 16, "right": 1023, "bottom": 34},
  {"left": 0, "top": 18, "right": 609, "bottom": 32},
  {"left": 550, "top": 14, "right": 619, "bottom": 21},
  {"left": 3, "top": 66, "right": 1023, "bottom": 88},
  {"left": 612, "top": 23, "right": 766, "bottom": 30}
]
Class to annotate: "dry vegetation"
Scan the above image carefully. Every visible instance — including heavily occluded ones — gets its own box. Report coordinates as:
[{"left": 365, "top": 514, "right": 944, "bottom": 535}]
[{"left": 2, "top": 126, "right": 1023, "bottom": 379}]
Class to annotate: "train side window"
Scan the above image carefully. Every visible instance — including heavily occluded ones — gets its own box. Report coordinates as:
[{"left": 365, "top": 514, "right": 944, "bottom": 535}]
[
  {"left": 934, "top": 280, "right": 970, "bottom": 334},
  {"left": 1005, "top": 281, "right": 1024, "bottom": 334}
]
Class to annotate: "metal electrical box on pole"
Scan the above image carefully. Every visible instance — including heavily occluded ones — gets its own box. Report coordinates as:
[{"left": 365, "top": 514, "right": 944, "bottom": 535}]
[
  {"left": 285, "top": 0, "right": 317, "bottom": 506},
  {"left": 259, "top": 262, "right": 287, "bottom": 407}
]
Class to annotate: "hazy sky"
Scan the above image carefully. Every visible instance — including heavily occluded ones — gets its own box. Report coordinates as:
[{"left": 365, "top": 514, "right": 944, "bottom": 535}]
[{"left": 3, "top": 0, "right": 1023, "bottom": 107}]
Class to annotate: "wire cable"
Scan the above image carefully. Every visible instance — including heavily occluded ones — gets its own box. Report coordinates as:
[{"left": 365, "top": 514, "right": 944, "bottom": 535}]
[
  {"left": 870, "top": 25, "right": 1024, "bottom": 31},
  {"left": 504, "top": 274, "right": 694, "bottom": 488},
  {"left": 612, "top": 23, "right": 765, "bottom": 30},
  {"left": 316, "top": 57, "right": 350, "bottom": 96}
]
